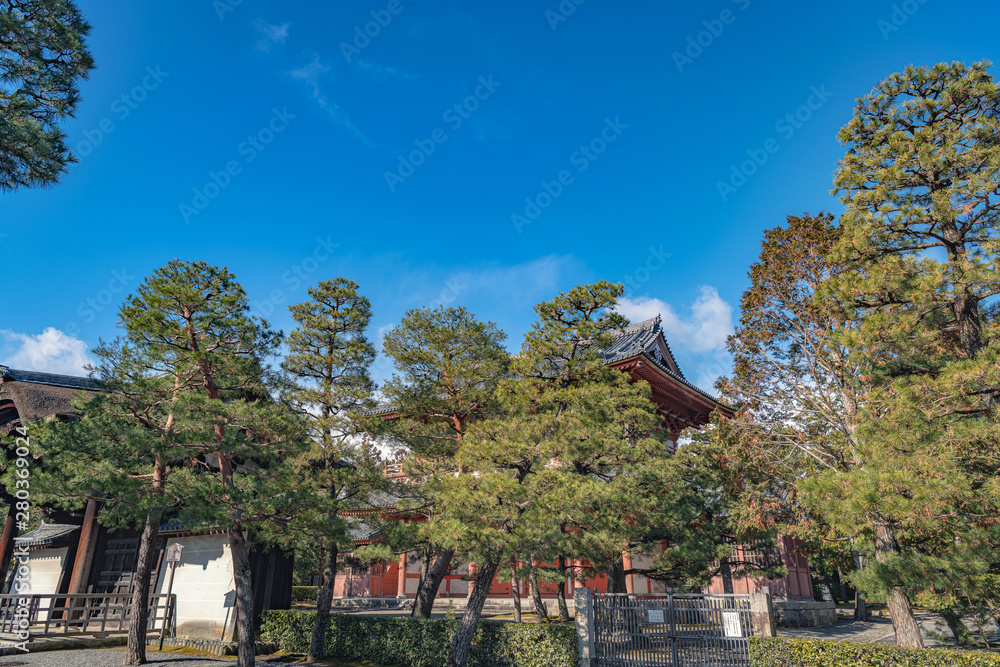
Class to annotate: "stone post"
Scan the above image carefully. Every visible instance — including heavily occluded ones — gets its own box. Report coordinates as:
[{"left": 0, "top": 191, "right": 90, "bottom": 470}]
[
  {"left": 750, "top": 586, "right": 777, "bottom": 637},
  {"left": 574, "top": 587, "right": 596, "bottom": 667}
]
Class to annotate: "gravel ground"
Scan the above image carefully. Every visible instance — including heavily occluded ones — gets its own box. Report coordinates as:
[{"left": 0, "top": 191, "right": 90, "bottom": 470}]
[{"left": 2, "top": 648, "right": 239, "bottom": 666}]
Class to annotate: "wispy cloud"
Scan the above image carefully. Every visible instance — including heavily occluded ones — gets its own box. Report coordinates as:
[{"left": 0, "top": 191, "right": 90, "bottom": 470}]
[
  {"left": 289, "top": 56, "right": 371, "bottom": 144},
  {"left": 354, "top": 59, "right": 420, "bottom": 83},
  {"left": 1, "top": 327, "right": 92, "bottom": 376},
  {"left": 253, "top": 19, "right": 289, "bottom": 52}
]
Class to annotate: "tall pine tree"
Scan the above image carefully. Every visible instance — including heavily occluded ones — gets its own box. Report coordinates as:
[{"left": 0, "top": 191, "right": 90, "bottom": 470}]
[
  {"left": 281, "top": 278, "right": 381, "bottom": 662},
  {"left": 119, "top": 260, "right": 303, "bottom": 667},
  {"left": 374, "top": 305, "right": 509, "bottom": 619}
]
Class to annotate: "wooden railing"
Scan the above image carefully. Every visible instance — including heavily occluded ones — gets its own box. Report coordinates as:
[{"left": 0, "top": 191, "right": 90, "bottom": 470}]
[{"left": 0, "top": 593, "right": 175, "bottom": 637}]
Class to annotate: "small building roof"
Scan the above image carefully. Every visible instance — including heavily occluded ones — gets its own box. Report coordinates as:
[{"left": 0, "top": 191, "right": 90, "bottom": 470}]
[
  {"left": 15, "top": 522, "right": 80, "bottom": 549},
  {"left": 0, "top": 366, "right": 98, "bottom": 391}
]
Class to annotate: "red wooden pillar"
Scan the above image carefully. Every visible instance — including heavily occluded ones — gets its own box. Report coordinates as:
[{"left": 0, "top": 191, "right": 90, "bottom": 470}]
[
  {"left": 623, "top": 551, "right": 634, "bottom": 594},
  {"left": 0, "top": 502, "right": 18, "bottom": 592},
  {"left": 67, "top": 499, "right": 99, "bottom": 594},
  {"left": 397, "top": 552, "right": 407, "bottom": 598}
]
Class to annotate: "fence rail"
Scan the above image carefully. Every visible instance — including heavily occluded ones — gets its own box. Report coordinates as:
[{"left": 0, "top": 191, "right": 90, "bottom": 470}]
[
  {"left": 0, "top": 593, "right": 175, "bottom": 638},
  {"left": 592, "top": 592, "right": 753, "bottom": 667}
]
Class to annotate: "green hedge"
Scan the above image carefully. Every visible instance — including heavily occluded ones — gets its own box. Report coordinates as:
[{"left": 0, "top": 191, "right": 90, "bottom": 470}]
[
  {"left": 290, "top": 586, "right": 318, "bottom": 602},
  {"left": 260, "top": 609, "right": 577, "bottom": 667},
  {"left": 750, "top": 637, "right": 1000, "bottom": 666}
]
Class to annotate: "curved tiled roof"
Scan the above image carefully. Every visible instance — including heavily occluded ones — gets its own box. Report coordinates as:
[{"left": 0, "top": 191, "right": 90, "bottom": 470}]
[{"left": 602, "top": 315, "right": 723, "bottom": 405}]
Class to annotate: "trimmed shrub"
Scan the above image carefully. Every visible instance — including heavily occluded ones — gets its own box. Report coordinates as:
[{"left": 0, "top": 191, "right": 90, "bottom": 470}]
[
  {"left": 290, "top": 586, "right": 318, "bottom": 602},
  {"left": 750, "top": 637, "right": 1000, "bottom": 666},
  {"left": 260, "top": 609, "right": 577, "bottom": 667}
]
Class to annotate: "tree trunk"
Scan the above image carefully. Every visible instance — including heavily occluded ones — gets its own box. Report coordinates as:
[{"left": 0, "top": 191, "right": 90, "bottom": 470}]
[
  {"left": 125, "top": 453, "right": 166, "bottom": 666},
  {"left": 720, "top": 557, "right": 735, "bottom": 595},
  {"left": 308, "top": 539, "right": 338, "bottom": 661},
  {"left": 124, "top": 507, "right": 162, "bottom": 665},
  {"left": 875, "top": 523, "right": 923, "bottom": 647},
  {"left": 851, "top": 550, "right": 868, "bottom": 621},
  {"left": 446, "top": 560, "right": 500, "bottom": 667},
  {"left": 410, "top": 549, "right": 432, "bottom": 617},
  {"left": 940, "top": 608, "right": 971, "bottom": 644},
  {"left": 854, "top": 589, "right": 868, "bottom": 621},
  {"left": 510, "top": 559, "right": 521, "bottom": 623},
  {"left": 835, "top": 566, "right": 849, "bottom": 606},
  {"left": 607, "top": 554, "right": 627, "bottom": 594},
  {"left": 556, "top": 554, "right": 570, "bottom": 622},
  {"left": 414, "top": 548, "right": 454, "bottom": 619},
  {"left": 528, "top": 561, "right": 548, "bottom": 621},
  {"left": 229, "top": 521, "right": 257, "bottom": 667}
]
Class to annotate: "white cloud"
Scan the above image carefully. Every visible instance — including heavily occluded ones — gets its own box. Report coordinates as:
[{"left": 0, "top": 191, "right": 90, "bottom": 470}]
[
  {"left": 1, "top": 328, "right": 92, "bottom": 376},
  {"left": 289, "top": 56, "right": 371, "bottom": 144},
  {"left": 616, "top": 287, "right": 733, "bottom": 354},
  {"left": 253, "top": 19, "right": 289, "bottom": 52}
]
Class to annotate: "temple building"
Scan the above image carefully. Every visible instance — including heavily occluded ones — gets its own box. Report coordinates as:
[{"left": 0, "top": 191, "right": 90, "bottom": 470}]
[{"left": 327, "top": 316, "right": 832, "bottom": 626}]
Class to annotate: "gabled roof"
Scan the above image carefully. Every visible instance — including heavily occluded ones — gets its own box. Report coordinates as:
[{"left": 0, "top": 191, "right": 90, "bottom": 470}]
[
  {"left": 602, "top": 315, "right": 683, "bottom": 377},
  {"left": 0, "top": 366, "right": 98, "bottom": 390},
  {"left": 603, "top": 315, "right": 722, "bottom": 406}
]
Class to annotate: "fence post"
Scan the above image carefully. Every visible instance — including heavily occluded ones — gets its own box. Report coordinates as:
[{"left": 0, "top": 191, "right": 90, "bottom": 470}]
[
  {"left": 668, "top": 588, "right": 680, "bottom": 667},
  {"left": 574, "top": 587, "right": 596, "bottom": 667},
  {"left": 749, "top": 586, "right": 777, "bottom": 638}
]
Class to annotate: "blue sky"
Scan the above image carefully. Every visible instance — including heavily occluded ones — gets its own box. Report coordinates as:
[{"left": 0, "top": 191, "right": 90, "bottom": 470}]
[{"left": 3, "top": 0, "right": 999, "bottom": 391}]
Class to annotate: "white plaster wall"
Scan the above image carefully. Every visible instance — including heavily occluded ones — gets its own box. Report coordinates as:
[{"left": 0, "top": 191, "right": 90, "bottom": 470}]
[
  {"left": 154, "top": 535, "right": 234, "bottom": 640},
  {"left": 630, "top": 552, "right": 655, "bottom": 595},
  {"left": 25, "top": 547, "right": 67, "bottom": 595},
  {"left": 25, "top": 547, "right": 68, "bottom": 621}
]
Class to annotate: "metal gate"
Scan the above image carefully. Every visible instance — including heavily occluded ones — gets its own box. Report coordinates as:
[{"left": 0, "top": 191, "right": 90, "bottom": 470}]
[{"left": 593, "top": 592, "right": 752, "bottom": 667}]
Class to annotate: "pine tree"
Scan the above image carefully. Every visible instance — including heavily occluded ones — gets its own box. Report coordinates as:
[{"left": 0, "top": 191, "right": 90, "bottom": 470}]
[
  {"left": 0, "top": 0, "right": 95, "bottom": 191},
  {"left": 827, "top": 61, "right": 1000, "bottom": 646},
  {"left": 713, "top": 212, "right": 876, "bottom": 620},
  {"left": 118, "top": 260, "right": 304, "bottom": 667},
  {"left": 373, "top": 305, "right": 509, "bottom": 619},
  {"left": 438, "top": 282, "right": 666, "bottom": 667},
  {"left": 280, "top": 278, "right": 382, "bottom": 662},
  {"left": 28, "top": 348, "right": 192, "bottom": 666}
]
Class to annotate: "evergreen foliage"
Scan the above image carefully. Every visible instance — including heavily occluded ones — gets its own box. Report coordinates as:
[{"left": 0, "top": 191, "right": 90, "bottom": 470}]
[{"left": 0, "top": 0, "right": 95, "bottom": 190}]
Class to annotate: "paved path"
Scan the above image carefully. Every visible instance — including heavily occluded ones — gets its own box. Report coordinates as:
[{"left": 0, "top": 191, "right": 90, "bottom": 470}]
[{"left": 780, "top": 610, "right": 1000, "bottom": 648}]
